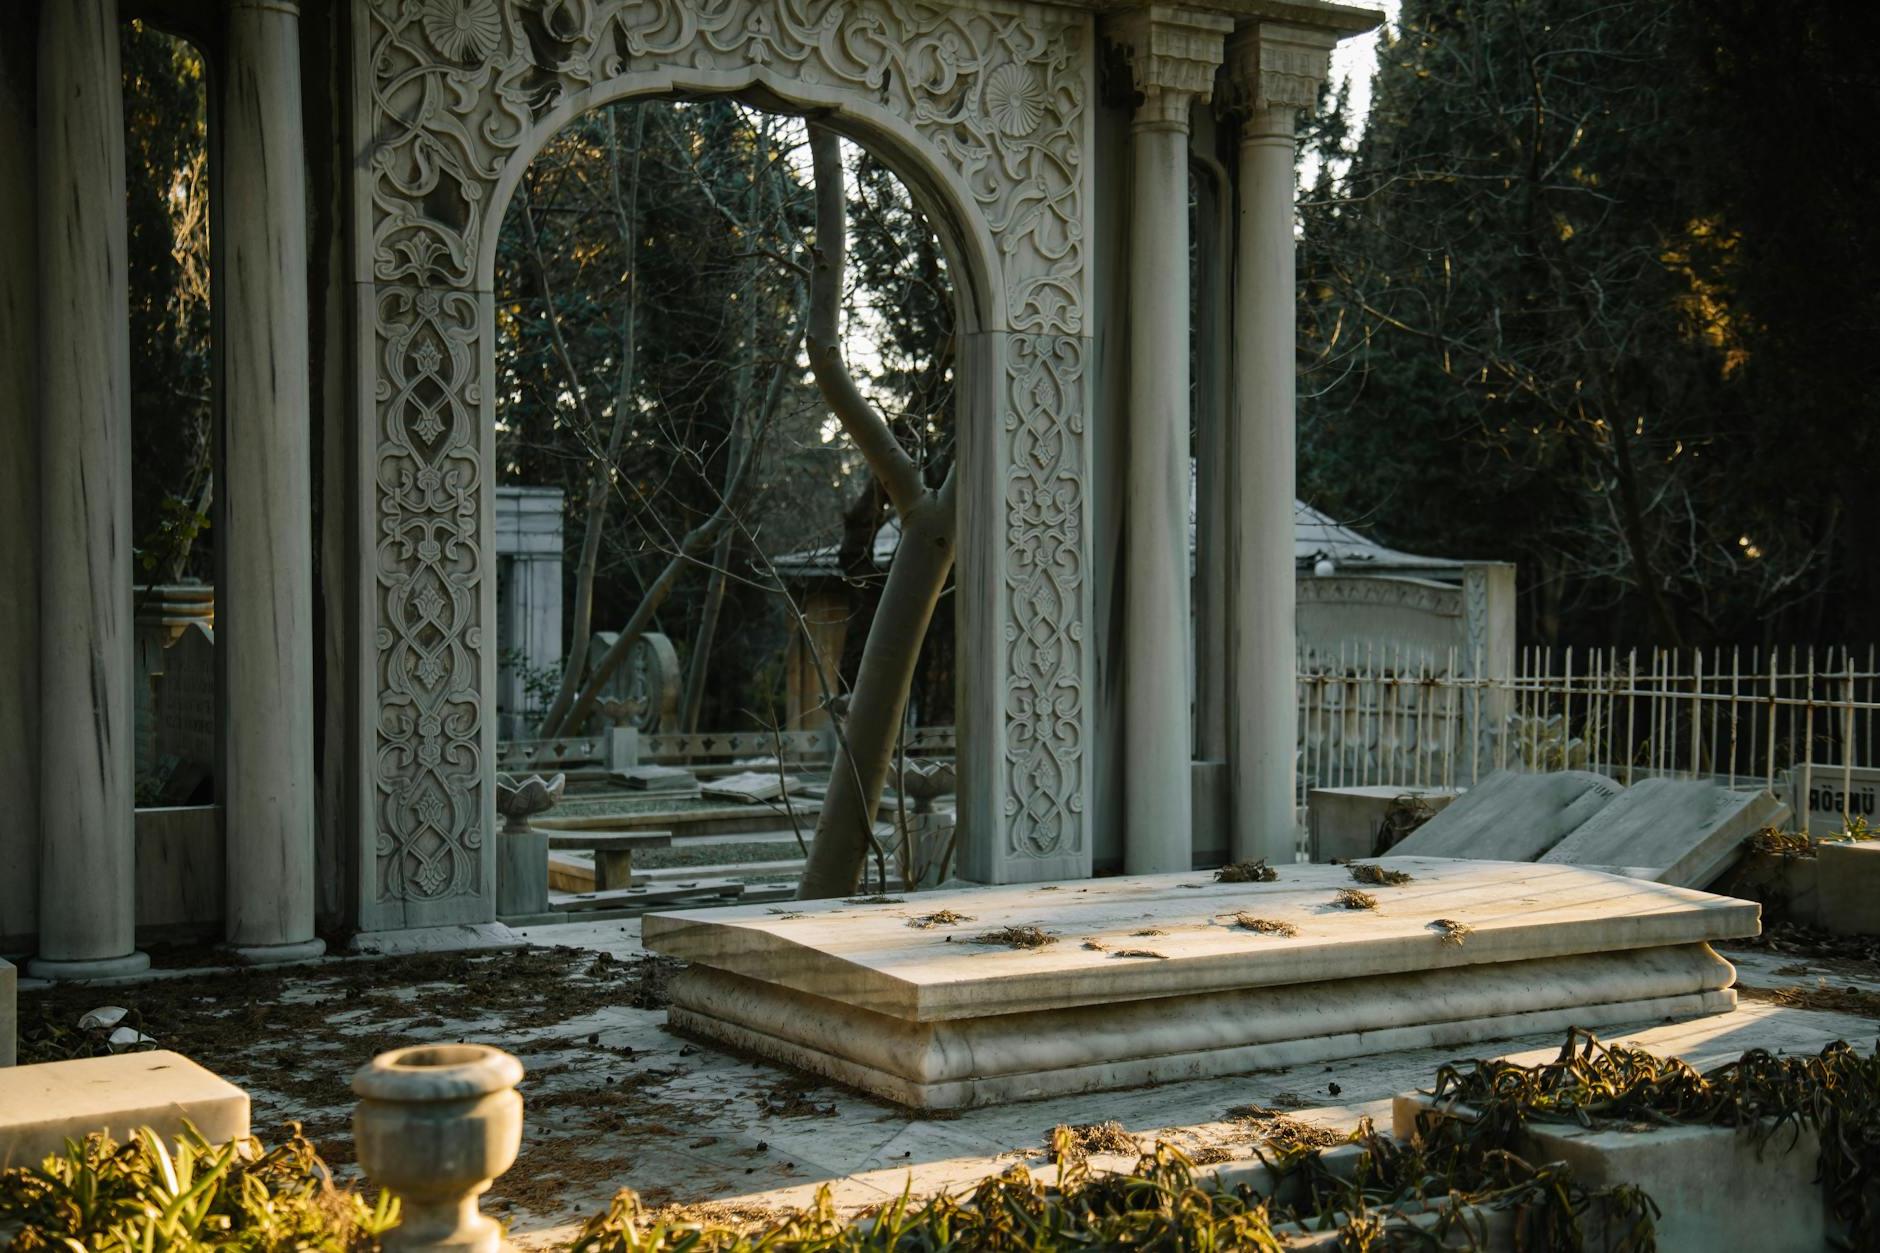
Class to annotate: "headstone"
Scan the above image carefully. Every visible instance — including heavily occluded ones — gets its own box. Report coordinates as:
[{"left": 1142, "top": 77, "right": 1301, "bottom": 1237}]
[
  {"left": 1537, "top": 779, "right": 1788, "bottom": 888},
  {"left": 0, "top": 1051, "right": 249, "bottom": 1164},
  {"left": 700, "top": 771, "right": 797, "bottom": 804},
  {"left": 148, "top": 623, "right": 216, "bottom": 805},
  {"left": 1781, "top": 764, "right": 1880, "bottom": 836},
  {"left": 1390, "top": 769, "right": 1621, "bottom": 862}
]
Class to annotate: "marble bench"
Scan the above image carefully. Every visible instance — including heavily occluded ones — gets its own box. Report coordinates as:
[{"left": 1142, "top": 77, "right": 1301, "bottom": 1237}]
[
  {"left": 546, "top": 830, "right": 673, "bottom": 892},
  {"left": 646, "top": 859, "right": 1759, "bottom": 1110}
]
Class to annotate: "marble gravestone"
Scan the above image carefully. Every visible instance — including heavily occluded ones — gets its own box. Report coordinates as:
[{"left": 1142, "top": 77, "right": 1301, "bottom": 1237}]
[
  {"left": 1390, "top": 770, "right": 1621, "bottom": 863},
  {"left": 1539, "top": 779, "right": 1789, "bottom": 888},
  {"left": 645, "top": 860, "right": 1756, "bottom": 1109}
]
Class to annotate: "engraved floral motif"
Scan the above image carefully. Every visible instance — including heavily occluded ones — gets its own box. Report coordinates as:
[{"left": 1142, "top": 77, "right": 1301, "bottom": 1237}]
[
  {"left": 984, "top": 63, "right": 1045, "bottom": 136},
  {"left": 421, "top": 0, "right": 502, "bottom": 62}
]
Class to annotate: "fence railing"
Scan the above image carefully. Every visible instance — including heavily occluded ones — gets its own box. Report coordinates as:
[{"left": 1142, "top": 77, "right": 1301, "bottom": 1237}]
[{"left": 1297, "top": 645, "right": 1880, "bottom": 832}]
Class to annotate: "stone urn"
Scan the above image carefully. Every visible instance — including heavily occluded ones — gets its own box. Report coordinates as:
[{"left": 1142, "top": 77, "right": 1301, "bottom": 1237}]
[
  {"left": 352, "top": 1044, "right": 525, "bottom": 1253},
  {"left": 494, "top": 772, "right": 561, "bottom": 918},
  {"left": 494, "top": 771, "right": 564, "bottom": 835}
]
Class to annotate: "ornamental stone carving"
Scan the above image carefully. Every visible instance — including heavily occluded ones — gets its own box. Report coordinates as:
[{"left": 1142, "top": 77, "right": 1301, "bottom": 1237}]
[
  {"left": 355, "top": 0, "right": 1093, "bottom": 918},
  {"left": 1218, "top": 23, "right": 1337, "bottom": 125},
  {"left": 1107, "top": 5, "right": 1231, "bottom": 126}
]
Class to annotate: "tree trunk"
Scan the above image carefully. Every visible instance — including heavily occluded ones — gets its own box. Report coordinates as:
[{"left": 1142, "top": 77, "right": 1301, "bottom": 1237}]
[
  {"left": 797, "top": 482, "right": 956, "bottom": 898},
  {"left": 794, "top": 125, "right": 956, "bottom": 899}
]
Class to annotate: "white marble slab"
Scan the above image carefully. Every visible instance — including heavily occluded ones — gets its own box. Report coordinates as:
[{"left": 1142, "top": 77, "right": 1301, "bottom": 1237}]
[
  {"left": 669, "top": 944, "right": 1735, "bottom": 1107},
  {"left": 1539, "top": 779, "right": 1789, "bottom": 887},
  {"left": 644, "top": 859, "right": 1758, "bottom": 1022},
  {"left": 1390, "top": 770, "right": 1621, "bottom": 862}
]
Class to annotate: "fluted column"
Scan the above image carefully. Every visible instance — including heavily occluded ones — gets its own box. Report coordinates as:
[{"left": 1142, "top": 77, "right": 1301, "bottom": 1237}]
[
  {"left": 222, "top": 0, "right": 323, "bottom": 961},
  {"left": 1221, "top": 25, "right": 1334, "bottom": 865},
  {"left": 32, "top": 0, "right": 148, "bottom": 979},
  {"left": 1110, "top": 7, "right": 1230, "bottom": 875}
]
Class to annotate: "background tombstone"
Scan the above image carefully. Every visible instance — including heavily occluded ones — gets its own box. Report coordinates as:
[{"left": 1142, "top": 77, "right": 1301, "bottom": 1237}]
[
  {"left": 148, "top": 621, "right": 216, "bottom": 806},
  {"left": 1390, "top": 769, "right": 1621, "bottom": 863}
]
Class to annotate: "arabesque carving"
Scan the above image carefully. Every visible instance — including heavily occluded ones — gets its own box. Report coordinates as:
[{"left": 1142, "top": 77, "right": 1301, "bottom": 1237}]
[{"left": 358, "top": 0, "right": 1091, "bottom": 912}]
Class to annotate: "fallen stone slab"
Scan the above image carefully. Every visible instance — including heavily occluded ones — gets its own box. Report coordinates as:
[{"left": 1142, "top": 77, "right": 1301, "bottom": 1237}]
[
  {"left": 612, "top": 764, "right": 701, "bottom": 796},
  {"left": 0, "top": 1050, "right": 249, "bottom": 1167},
  {"left": 1394, "top": 1091, "right": 1823, "bottom": 1253},
  {"left": 645, "top": 859, "right": 1755, "bottom": 1109},
  {"left": 551, "top": 877, "right": 745, "bottom": 913},
  {"left": 1538, "top": 778, "right": 1787, "bottom": 888},
  {"left": 701, "top": 771, "right": 800, "bottom": 803},
  {"left": 1390, "top": 770, "right": 1621, "bottom": 862}
]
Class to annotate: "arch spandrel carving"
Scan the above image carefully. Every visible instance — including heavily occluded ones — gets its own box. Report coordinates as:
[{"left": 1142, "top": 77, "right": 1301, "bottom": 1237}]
[{"left": 355, "top": 0, "right": 1094, "bottom": 924}]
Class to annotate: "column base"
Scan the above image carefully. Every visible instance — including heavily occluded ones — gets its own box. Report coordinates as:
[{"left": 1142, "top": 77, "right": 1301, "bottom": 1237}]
[
  {"left": 26, "top": 950, "right": 152, "bottom": 981},
  {"left": 228, "top": 937, "right": 327, "bottom": 965}
]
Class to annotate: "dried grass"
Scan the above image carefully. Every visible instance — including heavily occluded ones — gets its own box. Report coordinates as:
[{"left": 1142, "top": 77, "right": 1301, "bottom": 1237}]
[
  {"left": 1347, "top": 863, "right": 1413, "bottom": 887},
  {"left": 1334, "top": 888, "right": 1378, "bottom": 911},
  {"left": 1230, "top": 913, "right": 1299, "bottom": 937},
  {"left": 1215, "top": 860, "right": 1279, "bottom": 883},
  {"left": 969, "top": 925, "right": 1057, "bottom": 949},
  {"left": 907, "top": 910, "right": 974, "bottom": 929}
]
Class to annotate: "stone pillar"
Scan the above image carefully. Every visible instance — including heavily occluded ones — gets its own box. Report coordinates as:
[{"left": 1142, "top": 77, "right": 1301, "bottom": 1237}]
[
  {"left": 221, "top": 0, "right": 324, "bottom": 961},
  {"left": 1221, "top": 25, "right": 1334, "bottom": 865},
  {"left": 31, "top": 0, "right": 148, "bottom": 979},
  {"left": 1110, "top": 7, "right": 1229, "bottom": 875}
]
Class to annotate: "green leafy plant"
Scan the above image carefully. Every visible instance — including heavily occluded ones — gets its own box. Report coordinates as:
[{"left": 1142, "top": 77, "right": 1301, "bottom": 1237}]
[{"left": 0, "top": 1124, "right": 396, "bottom": 1253}]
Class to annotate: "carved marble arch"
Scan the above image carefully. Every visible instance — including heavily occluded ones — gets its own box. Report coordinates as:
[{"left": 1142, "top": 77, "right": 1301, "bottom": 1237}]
[{"left": 351, "top": 0, "right": 1096, "bottom": 930}]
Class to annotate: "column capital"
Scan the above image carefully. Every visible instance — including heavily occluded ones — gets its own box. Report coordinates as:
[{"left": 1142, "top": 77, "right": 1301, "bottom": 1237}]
[
  {"left": 1107, "top": 6, "right": 1234, "bottom": 128},
  {"left": 1218, "top": 23, "right": 1338, "bottom": 131}
]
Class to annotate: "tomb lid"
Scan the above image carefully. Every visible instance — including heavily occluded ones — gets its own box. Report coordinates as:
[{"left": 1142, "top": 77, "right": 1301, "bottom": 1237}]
[{"left": 644, "top": 858, "right": 1757, "bottom": 1023}]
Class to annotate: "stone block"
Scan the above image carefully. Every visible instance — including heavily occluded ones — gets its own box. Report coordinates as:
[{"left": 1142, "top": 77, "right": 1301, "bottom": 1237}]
[
  {"left": 1394, "top": 1092, "right": 1823, "bottom": 1253},
  {"left": 1539, "top": 779, "right": 1789, "bottom": 888},
  {"left": 1817, "top": 840, "right": 1880, "bottom": 936},
  {"left": 134, "top": 804, "right": 223, "bottom": 932},
  {"left": 0, "top": 1051, "right": 249, "bottom": 1167},
  {"left": 0, "top": 958, "right": 13, "bottom": 1067},
  {"left": 1390, "top": 770, "right": 1620, "bottom": 862},
  {"left": 1308, "top": 785, "right": 1460, "bottom": 862},
  {"left": 700, "top": 771, "right": 797, "bottom": 803},
  {"left": 647, "top": 860, "right": 1755, "bottom": 1109},
  {"left": 495, "top": 830, "right": 549, "bottom": 917}
]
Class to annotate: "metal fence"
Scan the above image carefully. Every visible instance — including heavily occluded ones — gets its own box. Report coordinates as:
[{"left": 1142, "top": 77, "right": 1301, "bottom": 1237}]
[{"left": 1297, "top": 645, "right": 1880, "bottom": 832}]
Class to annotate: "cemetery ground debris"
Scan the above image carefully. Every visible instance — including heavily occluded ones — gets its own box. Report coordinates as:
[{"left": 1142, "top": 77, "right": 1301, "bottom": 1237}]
[
  {"left": 904, "top": 910, "right": 972, "bottom": 929},
  {"left": 1213, "top": 860, "right": 1279, "bottom": 883},
  {"left": 1348, "top": 863, "right": 1413, "bottom": 887},
  {"left": 1229, "top": 914, "right": 1300, "bottom": 937},
  {"left": 1430, "top": 918, "right": 1474, "bottom": 946},
  {"left": 967, "top": 925, "right": 1056, "bottom": 949},
  {"left": 1334, "top": 888, "right": 1379, "bottom": 911}
]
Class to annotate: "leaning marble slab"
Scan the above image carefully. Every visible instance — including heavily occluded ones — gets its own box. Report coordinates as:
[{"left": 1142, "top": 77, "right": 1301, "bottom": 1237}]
[
  {"left": 1390, "top": 770, "right": 1621, "bottom": 862},
  {"left": 1538, "top": 778, "right": 1789, "bottom": 889},
  {"left": 644, "top": 860, "right": 1758, "bottom": 1109}
]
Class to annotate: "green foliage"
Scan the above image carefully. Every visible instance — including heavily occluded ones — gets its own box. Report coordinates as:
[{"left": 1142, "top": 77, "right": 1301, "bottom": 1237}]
[
  {"left": 1297, "top": 0, "right": 1879, "bottom": 647},
  {"left": 122, "top": 22, "right": 213, "bottom": 582},
  {"left": 0, "top": 1125, "right": 396, "bottom": 1253}
]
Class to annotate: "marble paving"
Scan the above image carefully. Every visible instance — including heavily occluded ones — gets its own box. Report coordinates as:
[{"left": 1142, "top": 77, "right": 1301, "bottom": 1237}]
[{"left": 643, "top": 860, "right": 1759, "bottom": 1108}]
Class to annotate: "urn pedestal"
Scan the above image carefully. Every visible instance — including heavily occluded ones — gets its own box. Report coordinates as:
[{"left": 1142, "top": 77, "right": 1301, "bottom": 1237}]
[{"left": 352, "top": 1044, "right": 524, "bottom": 1253}]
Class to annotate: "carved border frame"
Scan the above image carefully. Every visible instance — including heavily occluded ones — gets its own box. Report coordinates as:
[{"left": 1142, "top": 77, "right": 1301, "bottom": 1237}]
[{"left": 349, "top": 0, "right": 1095, "bottom": 928}]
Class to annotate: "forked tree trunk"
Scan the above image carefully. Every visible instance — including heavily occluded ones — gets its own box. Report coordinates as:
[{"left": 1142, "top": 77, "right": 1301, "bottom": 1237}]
[{"left": 795, "top": 127, "right": 957, "bottom": 899}]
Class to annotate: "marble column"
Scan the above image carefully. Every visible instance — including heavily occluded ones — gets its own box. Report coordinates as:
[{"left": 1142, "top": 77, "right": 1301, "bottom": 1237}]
[
  {"left": 222, "top": 0, "right": 324, "bottom": 961},
  {"left": 1110, "top": 7, "right": 1230, "bottom": 875},
  {"left": 1222, "top": 26, "right": 1334, "bottom": 865},
  {"left": 31, "top": 0, "right": 149, "bottom": 979}
]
